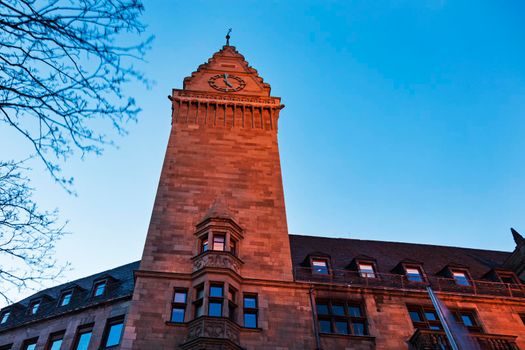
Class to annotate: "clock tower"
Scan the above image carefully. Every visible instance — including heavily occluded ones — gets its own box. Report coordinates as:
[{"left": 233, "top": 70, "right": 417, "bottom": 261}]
[{"left": 122, "top": 40, "right": 298, "bottom": 349}]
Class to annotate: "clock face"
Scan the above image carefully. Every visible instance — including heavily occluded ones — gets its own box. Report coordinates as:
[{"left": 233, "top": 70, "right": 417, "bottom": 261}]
[{"left": 208, "top": 73, "right": 246, "bottom": 92}]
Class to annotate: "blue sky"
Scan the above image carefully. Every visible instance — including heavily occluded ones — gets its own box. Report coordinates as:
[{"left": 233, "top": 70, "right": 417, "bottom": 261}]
[{"left": 1, "top": 0, "right": 525, "bottom": 305}]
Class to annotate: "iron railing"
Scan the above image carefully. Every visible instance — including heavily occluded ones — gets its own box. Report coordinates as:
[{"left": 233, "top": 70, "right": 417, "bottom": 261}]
[
  {"left": 409, "top": 329, "right": 519, "bottom": 350},
  {"left": 294, "top": 267, "right": 525, "bottom": 298}
]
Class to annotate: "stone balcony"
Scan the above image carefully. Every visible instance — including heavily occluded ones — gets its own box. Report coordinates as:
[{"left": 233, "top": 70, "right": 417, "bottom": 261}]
[
  {"left": 192, "top": 251, "right": 244, "bottom": 275},
  {"left": 409, "top": 329, "right": 519, "bottom": 350},
  {"left": 180, "top": 316, "right": 243, "bottom": 350}
]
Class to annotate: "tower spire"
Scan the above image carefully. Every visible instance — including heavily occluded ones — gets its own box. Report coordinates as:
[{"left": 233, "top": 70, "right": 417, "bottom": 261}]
[{"left": 225, "top": 28, "right": 232, "bottom": 46}]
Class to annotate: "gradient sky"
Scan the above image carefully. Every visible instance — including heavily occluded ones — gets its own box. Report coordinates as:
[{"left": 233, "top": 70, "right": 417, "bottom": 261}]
[{"left": 1, "top": 0, "right": 525, "bottom": 306}]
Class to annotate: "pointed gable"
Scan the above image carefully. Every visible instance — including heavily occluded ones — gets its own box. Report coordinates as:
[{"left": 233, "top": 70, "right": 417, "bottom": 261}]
[{"left": 182, "top": 45, "right": 271, "bottom": 96}]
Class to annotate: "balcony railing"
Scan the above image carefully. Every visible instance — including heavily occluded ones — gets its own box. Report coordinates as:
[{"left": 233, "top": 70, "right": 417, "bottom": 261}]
[
  {"left": 294, "top": 267, "right": 525, "bottom": 298},
  {"left": 409, "top": 329, "right": 519, "bottom": 350}
]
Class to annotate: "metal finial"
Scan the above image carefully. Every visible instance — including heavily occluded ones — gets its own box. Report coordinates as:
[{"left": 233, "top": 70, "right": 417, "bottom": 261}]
[{"left": 226, "top": 28, "right": 232, "bottom": 46}]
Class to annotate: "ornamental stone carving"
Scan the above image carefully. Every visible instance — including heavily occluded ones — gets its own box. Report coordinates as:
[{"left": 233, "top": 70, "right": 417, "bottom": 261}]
[{"left": 192, "top": 251, "right": 242, "bottom": 274}]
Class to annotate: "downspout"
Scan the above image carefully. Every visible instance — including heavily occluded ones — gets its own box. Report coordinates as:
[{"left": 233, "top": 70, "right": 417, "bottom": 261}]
[
  {"left": 308, "top": 285, "right": 322, "bottom": 350},
  {"left": 426, "top": 286, "right": 460, "bottom": 350}
]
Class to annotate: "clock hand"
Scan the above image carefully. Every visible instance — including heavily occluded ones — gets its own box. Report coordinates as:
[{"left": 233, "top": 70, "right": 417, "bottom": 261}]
[{"left": 223, "top": 73, "right": 233, "bottom": 88}]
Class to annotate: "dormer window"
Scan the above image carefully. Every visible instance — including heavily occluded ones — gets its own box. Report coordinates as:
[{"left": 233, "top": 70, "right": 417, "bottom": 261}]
[
  {"left": 29, "top": 300, "right": 40, "bottom": 315},
  {"left": 312, "top": 258, "right": 330, "bottom": 275},
  {"left": 497, "top": 271, "right": 520, "bottom": 285},
  {"left": 451, "top": 270, "right": 470, "bottom": 286},
  {"left": 358, "top": 262, "right": 376, "bottom": 278},
  {"left": 93, "top": 280, "right": 107, "bottom": 297},
  {"left": 59, "top": 290, "right": 73, "bottom": 306},
  {"left": 213, "top": 233, "right": 226, "bottom": 251},
  {"left": 405, "top": 266, "right": 424, "bottom": 283},
  {"left": 0, "top": 310, "right": 10, "bottom": 324}
]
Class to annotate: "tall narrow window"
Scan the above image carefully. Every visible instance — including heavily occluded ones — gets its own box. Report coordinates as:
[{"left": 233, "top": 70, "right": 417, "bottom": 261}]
[
  {"left": 201, "top": 235, "right": 209, "bottom": 253},
  {"left": 29, "top": 300, "right": 40, "bottom": 315},
  {"left": 228, "top": 287, "right": 237, "bottom": 322},
  {"left": 102, "top": 316, "right": 124, "bottom": 348},
  {"left": 451, "top": 270, "right": 470, "bottom": 286},
  {"left": 405, "top": 266, "right": 424, "bottom": 282},
  {"left": 243, "top": 294, "right": 258, "bottom": 328},
  {"left": 73, "top": 324, "right": 93, "bottom": 350},
  {"left": 47, "top": 331, "right": 64, "bottom": 350},
  {"left": 208, "top": 284, "right": 224, "bottom": 317},
  {"left": 229, "top": 239, "right": 237, "bottom": 256},
  {"left": 59, "top": 290, "right": 72, "bottom": 306},
  {"left": 312, "top": 259, "right": 329, "bottom": 275},
  {"left": 93, "top": 280, "right": 107, "bottom": 297},
  {"left": 213, "top": 234, "right": 226, "bottom": 251},
  {"left": 0, "top": 311, "right": 10, "bottom": 324},
  {"left": 358, "top": 262, "right": 376, "bottom": 278},
  {"left": 170, "top": 289, "right": 187, "bottom": 323},
  {"left": 315, "top": 300, "right": 368, "bottom": 336},
  {"left": 194, "top": 284, "right": 204, "bottom": 318}
]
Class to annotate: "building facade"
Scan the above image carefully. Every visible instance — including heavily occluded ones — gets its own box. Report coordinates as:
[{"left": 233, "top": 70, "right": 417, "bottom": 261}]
[{"left": 1, "top": 41, "right": 525, "bottom": 350}]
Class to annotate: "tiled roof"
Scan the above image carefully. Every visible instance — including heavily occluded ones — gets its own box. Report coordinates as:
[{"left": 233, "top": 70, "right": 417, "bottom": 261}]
[
  {"left": 289, "top": 234, "right": 511, "bottom": 279},
  {"left": 0, "top": 261, "right": 139, "bottom": 332}
]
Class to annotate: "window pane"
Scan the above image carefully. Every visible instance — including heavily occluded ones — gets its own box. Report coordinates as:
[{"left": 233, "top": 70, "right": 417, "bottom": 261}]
[
  {"left": 1, "top": 312, "right": 9, "bottom": 324},
  {"left": 196, "top": 287, "right": 204, "bottom": 300},
  {"left": 452, "top": 271, "right": 470, "bottom": 286},
  {"left": 25, "top": 344, "right": 36, "bottom": 350},
  {"left": 94, "top": 282, "right": 106, "bottom": 296},
  {"left": 105, "top": 322, "right": 123, "bottom": 347},
  {"left": 171, "top": 307, "right": 185, "bottom": 323},
  {"left": 74, "top": 332, "right": 92, "bottom": 350},
  {"left": 316, "top": 303, "right": 329, "bottom": 315},
  {"left": 358, "top": 263, "right": 376, "bottom": 278},
  {"left": 209, "top": 302, "right": 222, "bottom": 317},
  {"left": 230, "top": 240, "right": 237, "bottom": 255},
  {"left": 406, "top": 268, "right": 423, "bottom": 282},
  {"left": 332, "top": 304, "right": 345, "bottom": 316},
  {"left": 348, "top": 306, "right": 362, "bottom": 317},
  {"left": 244, "top": 296, "right": 257, "bottom": 308},
  {"left": 312, "top": 259, "right": 329, "bottom": 274},
  {"left": 61, "top": 292, "right": 72, "bottom": 306},
  {"left": 244, "top": 312, "right": 257, "bottom": 328},
  {"left": 174, "top": 291, "right": 187, "bottom": 303},
  {"left": 429, "top": 324, "right": 442, "bottom": 330},
  {"left": 335, "top": 321, "right": 348, "bottom": 334},
  {"left": 201, "top": 238, "right": 208, "bottom": 252},
  {"left": 352, "top": 321, "right": 366, "bottom": 336},
  {"left": 213, "top": 235, "right": 225, "bottom": 251},
  {"left": 319, "top": 319, "right": 331, "bottom": 333},
  {"left": 49, "top": 339, "right": 63, "bottom": 350},
  {"left": 409, "top": 311, "right": 422, "bottom": 322},
  {"left": 195, "top": 303, "right": 204, "bottom": 317},
  {"left": 461, "top": 314, "right": 474, "bottom": 327},
  {"left": 424, "top": 311, "right": 438, "bottom": 321},
  {"left": 210, "top": 285, "right": 223, "bottom": 298}
]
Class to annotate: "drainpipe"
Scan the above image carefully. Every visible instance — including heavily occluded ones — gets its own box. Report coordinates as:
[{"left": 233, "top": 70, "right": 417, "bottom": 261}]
[
  {"left": 426, "top": 286, "right": 460, "bottom": 350},
  {"left": 308, "top": 285, "right": 323, "bottom": 350}
]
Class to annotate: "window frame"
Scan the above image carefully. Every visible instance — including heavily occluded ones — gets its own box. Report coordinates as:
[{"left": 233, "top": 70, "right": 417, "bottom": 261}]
[
  {"left": 28, "top": 299, "right": 41, "bottom": 316},
  {"left": 193, "top": 284, "right": 205, "bottom": 318},
  {"left": 46, "top": 331, "right": 65, "bottom": 350},
  {"left": 311, "top": 257, "right": 331, "bottom": 275},
  {"left": 72, "top": 323, "right": 94, "bottom": 350},
  {"left": 357, "top": 261, "right": 377, "bottom": 279},
  {"left": 101, "top": 316, "right": 125, "bottom": 348},
  {"left": 228, "top": 286, "right": 238, "bottom": 322},
  {"left": 21, "top": 338, "right": 38, "bottom": 350},
  {"left": 315, "top": 299, "right": 369, "bottom": 336},
  {"left": 243, "top": 293, "right": 258, "bottom": 329},
  {"left": 208, "top": 283, "right": 224, "bottom": 317},
  {"left": 496, "top": 271, "right": 521, "bottom": 285},
  {"left": 407, "top": 305, "right": 443, "bottom": 331},
  {"left": 170, "top": 288, "right": 188, "bottom": 323},
  {"left": 450, "top": 269, "right": 472, "bottom": 287},
  {"left": 200, "top": 235, "right": 209, "bottom": 253},
  {"left": 58, "top": 289, "right": 73, "bottom": 307},
  {"left": 451, "top": 309, "right": 483, "bottom": 333},
  {"left": 0, "top": 310, "right": 10, "bottom": 324},
  {"left": 212, "top": 233, "right": 226, "bottom": 251},
  {"left": 404, "top": 264, "right": 426, "bottom": 283},
  {"left": 92, "top": 279, "right": 108, "bottom": 298}
]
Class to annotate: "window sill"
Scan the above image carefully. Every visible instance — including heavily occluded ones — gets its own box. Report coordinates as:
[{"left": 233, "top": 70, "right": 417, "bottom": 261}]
[
  {"left": 241, "top": 326, "right": 262, "bottom": 332},
  {"left": 319, "top": 332, "right": 375, "bottom": 341},
  {"left": 165, "top": 321, "right": 188, "bottom": 327}
]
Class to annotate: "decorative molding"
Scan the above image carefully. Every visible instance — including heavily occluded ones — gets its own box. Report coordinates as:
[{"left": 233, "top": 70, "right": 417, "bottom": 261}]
[
  {"left": 192, "top": 251, "right": 243, "bottom": 274},
  {"left": 180, "top": 316, "right": 243, "bottom": 350}
]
